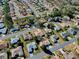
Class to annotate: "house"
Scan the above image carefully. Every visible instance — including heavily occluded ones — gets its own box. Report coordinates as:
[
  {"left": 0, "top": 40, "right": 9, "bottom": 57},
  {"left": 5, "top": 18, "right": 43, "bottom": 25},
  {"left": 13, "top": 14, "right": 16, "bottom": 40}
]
[
  {"left": 50, "top": 35, "right": 59, "bottom": 43},
  {"left": 68, "top": 28, "right": 77, "bottom": 35},
  {"left": 54, "top": 17, "right": 62, "bottom": 22},
  {"left": 27, "top": 42, "right": 37, "bottom": 54},
  {"left": 60, "top": 32, "right": 69, "bottom": 38},
  {"left": 27, "top": 8, "right": 32, "bottom": 13},
  {"left": 47, "top": 18, "right": 52, "bottom": 21},
  {"left": 54, "top": 25, "right": 61, "bottom": 31},
  {"left": 75, "top": 15, "right": 79, "bottom": 19},
  {"left": 39, "top": 38, "right": 50, "bottom": 46},
  {"left": 39, "top": 38, "right": 52, "bottom": 51},
  {"left": 0, "top": 28, "right": 7, "bottom": 34},
  {"left": 11, "top": 46, "right": 23, "bottom": 58},
  {"left": 39, "top": 38, "right": 52, "bottom": 49},
  {"left": 10, "top": 36, "right": 19, "bottom": 44},
  {"left": 0, "top": 22, "right": 7, "bottom": 34},
  {"left": 0, "top": 40, "right": 7, "bottom": 49},
  {"left": 33, "top": 29, "right": 44, "bottom": 36},
  {"left": 10, "top": 27, "right": 19, "bottom": 32},
  {"left": 23, "top": 33, "right": 32, "bottom": 41},
  {"left": 17, "top": 57, "right": 24, "bottom": 59},
  {"left": 63, "top": 16, "right": 70, "bottom": 21},
  {"left": 0, "top": 22, "right": 4, "bottom": 29},
  {"left": 0, "top": 52, "right": 7, "bottom": 59},
  {"left": 43, "top": 23, "right": 48, "bottom": 27}
]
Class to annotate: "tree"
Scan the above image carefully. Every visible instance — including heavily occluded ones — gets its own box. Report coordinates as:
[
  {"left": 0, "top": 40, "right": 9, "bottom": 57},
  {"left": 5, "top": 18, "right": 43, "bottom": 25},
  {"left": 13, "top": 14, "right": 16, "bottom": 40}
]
[
  {"left": 49, "top": 8, "right": 62, "bottom": 17},
  {"left": 61, "top": 5, "right": 75, "bottom": 18},
  {"left": 4, "top": 14, "right": 13, "bottom": 29},
  {"left": 77, "top": 39, "right": 79, "bottom": 45},
  {"left": 3, "top": 1, "right": 10, "bottom": 14},
  {"left": 3, "top": 0, "right": 13, "bottom": 29}
]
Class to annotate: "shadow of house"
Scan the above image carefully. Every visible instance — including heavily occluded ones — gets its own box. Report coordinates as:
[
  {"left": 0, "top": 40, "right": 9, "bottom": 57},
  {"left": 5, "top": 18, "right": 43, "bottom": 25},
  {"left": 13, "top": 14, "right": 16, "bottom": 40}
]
[{"left": 42, "top": 46, "right": 53, "bottom": 55}]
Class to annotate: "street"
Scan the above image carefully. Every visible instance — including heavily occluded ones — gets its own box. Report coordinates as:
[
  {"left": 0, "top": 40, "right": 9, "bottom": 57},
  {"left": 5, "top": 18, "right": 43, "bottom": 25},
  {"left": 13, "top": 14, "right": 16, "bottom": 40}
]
[
  {"left": 27, "top": 35, "right": 78, "bottom": 59},
  {"left": 0, "top": 28, "right": 36, "bottom": 40},
  {"left": 0, "top": 27, "right": 79, "bottom": 59}
]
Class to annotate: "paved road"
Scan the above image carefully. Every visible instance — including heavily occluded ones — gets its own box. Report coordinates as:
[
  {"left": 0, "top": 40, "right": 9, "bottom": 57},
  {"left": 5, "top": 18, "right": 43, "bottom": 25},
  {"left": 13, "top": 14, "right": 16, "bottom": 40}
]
[
  {"left": 0, "top": 26, "right": 79, "bottom": 59},
  {"left": 27, "top": 33, "right": 79, "bottom": 59},
  {"left": 0, "top": 28, "right": 36, "bottom": 40}
]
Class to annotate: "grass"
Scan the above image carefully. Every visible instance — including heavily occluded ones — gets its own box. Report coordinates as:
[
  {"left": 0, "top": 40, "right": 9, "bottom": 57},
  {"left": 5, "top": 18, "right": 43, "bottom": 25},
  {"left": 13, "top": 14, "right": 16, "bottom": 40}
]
[
  {"left": 33, "top": 48, "right": 41, "bottom": 55},
  {"left": 20, "top": 35, "right": 29, "bottom": 58},
  {"left": 42, "top": 55, "right": 55, "bottom": 59},
  {"left": 77, "top": 38, "right": 79, "bottom": 45},
  {"left": 54, "top": 51, "right": 65, "bottom": 59}
]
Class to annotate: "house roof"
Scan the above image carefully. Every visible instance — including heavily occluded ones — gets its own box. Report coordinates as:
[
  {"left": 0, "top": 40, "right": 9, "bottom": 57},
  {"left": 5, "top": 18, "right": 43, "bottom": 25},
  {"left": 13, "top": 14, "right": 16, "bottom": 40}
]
[
  {"left": 0, "top": 22, "right": 4, "bottom": 29},
  {"left": 27, "top": 8, "right": 31, "bottom": 13},
  {"left": 10, "top": 28, "right": 19, "bottom": 32},
  {"left": 0, "top": 40, "right": 7, "bottom": 49},
  {"left": 27, "top": 42, "right": 37, "bottom": 52},
  {"left": 48, "top": 18, "right": 52, "bottom": 21},
  {"left": 61, "top": 32, "right": 69, "bottom": 38},
  {"left": 17, "top": 57, "right": 24, "bottom": 59},
  {"left": 54, "top": 26, "right": 60, "bottom": 31},
  {"left": 0, "top": 52, "right": 7, "bottom": 59},
  {"left": 33, "top": 29, "right": 44, "bottom": 36},
  {"left": 0, "top": 28, "right": 7, "bottom": 34},
  {"left": 50, "top": 35, "right": 58, "bottom": 42},
  {"left": 39, "top": 39, "right": 50, "bottom": 46},
  {"left": 11, "top": 46, "right": 23, "bottom": 57},
  {"left": 24, "top": 34, "right": 32, "bottom": 40},
  {"left": 68, "top": 28, "right": 76, "bottom": 35},
  {"left": 11, "top": 37, "right": 19, "bottom": 44}
]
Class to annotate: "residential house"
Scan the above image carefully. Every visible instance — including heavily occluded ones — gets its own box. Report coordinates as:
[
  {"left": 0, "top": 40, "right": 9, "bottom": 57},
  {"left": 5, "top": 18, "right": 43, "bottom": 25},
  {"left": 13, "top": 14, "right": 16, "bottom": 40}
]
[
  {"left": 0, "top": 28, "right": 7, "bottom": 34},
  {"left": 0, "top": 52, "right": 8, "bottom": 59},
  {"left": 0, "top": 22, "right": 7, "bottom": 34},
  {"left": 39, "top": 38, "right": 52, "bottom": 51},
  {"left": 54, "top": 17, "right": 62, "bottom": 22},
  {"left": 63, "top": 16, "right": 70, "bottom": 21},
  {"left": 23, "top": 33, "right": 32, "bottom": 41},
  {"left": 0, "top": 40, "right": 7, "bottom": 50},
  {"left": 68, "top": 28, "right": 77, "bottom": 35},
  {"left": 54, "top": 25, "right": 61, "bottom": 31},
  {"left": 27, "top": 42, "right": 37, "bottom": 55},
  {"left": 27, "top": 8, "right": 32, "bottom": 13},
  {"left": 11, "top": 46, "right": 23, "bottom": 58},
  {"left": 10, "top": 36, "right": 19, "bottom": 44},
  {"left": 47, "top": 18, "right": 52, "bottom": 22},
  {"left": 0, "top": 22, "right": 4, "bottom": 29},
  {"left": 60, "top": 32, "right": 69, "bottom": 38},
  {"left": 33, "top": 29, "right": 44, "bottom": 36},
  {"left": 50, "top": 35, "right": 59, "bottom": 43},
  {"left": 17, "top": 57, "right": 24, "bottom": 59},
  {"left": 10, "top": 27, "right": 19, "bottom": 33}
]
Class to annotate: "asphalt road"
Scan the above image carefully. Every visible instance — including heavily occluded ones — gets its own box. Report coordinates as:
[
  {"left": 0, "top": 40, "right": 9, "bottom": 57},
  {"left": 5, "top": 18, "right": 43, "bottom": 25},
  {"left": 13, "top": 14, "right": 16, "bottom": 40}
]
[
  {"left": 0, "top": 28, "right": 36, "bottom": 40},
  {"left": 0, "top": 27, "right": 79, "bottom": 59},
  {"left": 27, "top": 33, "right": 79, "bottom": 59}
]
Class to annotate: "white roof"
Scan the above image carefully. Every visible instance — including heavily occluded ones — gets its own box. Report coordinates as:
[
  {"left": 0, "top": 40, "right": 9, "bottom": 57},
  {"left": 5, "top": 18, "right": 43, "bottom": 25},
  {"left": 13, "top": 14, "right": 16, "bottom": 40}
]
[
  {"left": 0, "top": 28, "right": 7, "bottom": 34},
  {"left": 0, "top": 52, "right": 7, "bottom": 59}
]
